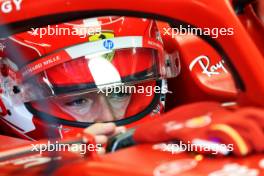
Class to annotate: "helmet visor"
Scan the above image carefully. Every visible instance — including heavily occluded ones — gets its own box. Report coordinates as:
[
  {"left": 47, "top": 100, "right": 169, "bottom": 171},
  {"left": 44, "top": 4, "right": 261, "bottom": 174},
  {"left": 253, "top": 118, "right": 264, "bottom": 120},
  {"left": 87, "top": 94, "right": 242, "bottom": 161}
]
[{"left": 12, "top": 36, "right": 178, "bottom": 103}]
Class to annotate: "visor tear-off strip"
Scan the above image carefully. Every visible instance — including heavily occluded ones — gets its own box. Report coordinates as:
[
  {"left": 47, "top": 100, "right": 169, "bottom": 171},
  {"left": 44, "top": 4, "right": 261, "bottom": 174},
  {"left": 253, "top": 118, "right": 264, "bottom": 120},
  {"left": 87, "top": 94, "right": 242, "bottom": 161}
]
[{"left": 19, "top": 36, "right": 164, "bottom": 80}]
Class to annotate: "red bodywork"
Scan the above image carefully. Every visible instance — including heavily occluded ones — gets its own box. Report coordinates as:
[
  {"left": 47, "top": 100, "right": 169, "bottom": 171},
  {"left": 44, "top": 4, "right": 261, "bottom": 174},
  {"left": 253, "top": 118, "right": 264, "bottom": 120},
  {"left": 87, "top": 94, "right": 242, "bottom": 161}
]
[
  {"left": 0, "top": 0, "right": 263, "bottom": 105},
  {"left": 0, "top": 133, "right": 263, "bottom": 176},
  {"left": 0, "top": 0, "right": 263, "bottom": 175}
]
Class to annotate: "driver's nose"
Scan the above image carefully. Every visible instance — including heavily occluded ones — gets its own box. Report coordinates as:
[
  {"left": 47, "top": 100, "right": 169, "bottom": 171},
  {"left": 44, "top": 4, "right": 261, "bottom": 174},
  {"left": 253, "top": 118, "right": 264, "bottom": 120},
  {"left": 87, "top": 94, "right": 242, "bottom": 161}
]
[{"left": 94, "top": 94, "right": 116, "bottom": 122}]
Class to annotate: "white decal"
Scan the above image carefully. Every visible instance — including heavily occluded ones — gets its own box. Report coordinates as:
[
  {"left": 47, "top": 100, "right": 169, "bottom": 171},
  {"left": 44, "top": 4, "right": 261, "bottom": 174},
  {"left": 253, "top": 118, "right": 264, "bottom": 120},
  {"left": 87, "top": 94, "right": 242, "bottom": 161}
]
[
  {"left": 164, "top": 115, "right": 212, "bottom": 133},
  {"left": 0, "top": 155, "right": 61, "bottom": 169},
  {"left": 1, "top": 0, "right": 22, "bottom": 14},
  {"left": 153, "top": 159, "right": 198, "bottom": 176},
  {"left": 24, "top": 40, "right": 51, "bottom": 47},
  {"left": 209, "top": 163, "right": 259, "bottom": 176},
  {"left": 164, "top": 121, "right": 184, "bottom": 132},
  {"left": 189, "top": 55, "right": 228, "bottom": 77},
  {"left": 259, "top": 159, "right": 264, "bottom": 169}
]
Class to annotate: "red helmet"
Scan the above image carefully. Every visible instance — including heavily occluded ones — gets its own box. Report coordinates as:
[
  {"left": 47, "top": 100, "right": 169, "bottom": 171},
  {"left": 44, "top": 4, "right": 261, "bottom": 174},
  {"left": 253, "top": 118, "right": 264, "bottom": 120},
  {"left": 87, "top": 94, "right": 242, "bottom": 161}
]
[{"left": 0, "top": 16, "right": 180, "bottom": 140}]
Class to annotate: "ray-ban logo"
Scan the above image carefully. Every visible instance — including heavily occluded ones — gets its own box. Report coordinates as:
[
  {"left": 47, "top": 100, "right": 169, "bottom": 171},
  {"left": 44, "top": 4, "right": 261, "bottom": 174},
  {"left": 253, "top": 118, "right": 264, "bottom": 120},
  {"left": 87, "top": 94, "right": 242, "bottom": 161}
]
[{"left": 189, "top": 55, "right": 228, "bottom": 77}]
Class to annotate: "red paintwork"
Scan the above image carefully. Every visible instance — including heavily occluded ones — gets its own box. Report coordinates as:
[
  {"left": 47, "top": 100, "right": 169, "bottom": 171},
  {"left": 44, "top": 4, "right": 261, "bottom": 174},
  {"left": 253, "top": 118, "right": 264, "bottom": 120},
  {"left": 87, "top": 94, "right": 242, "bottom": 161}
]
[
  {"left": 0, "top": 0, "right": 263, "bottom": 140},
  {"left": 0, "top": 0, "right": 263, "bottom": 105},
  {"left": 0, "top": 135, "right": 263, "bottom": 176},
  {"left": 0, "top": 0, "right": 263, "bottom": 175}
]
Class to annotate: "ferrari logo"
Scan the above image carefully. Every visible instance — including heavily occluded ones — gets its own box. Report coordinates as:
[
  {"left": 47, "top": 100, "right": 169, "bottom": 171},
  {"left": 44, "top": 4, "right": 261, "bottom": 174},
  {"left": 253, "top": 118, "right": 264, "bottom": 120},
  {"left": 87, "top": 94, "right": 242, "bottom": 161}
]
[{"left": 89, "top": 32, "right": 114, "bottom": 42}]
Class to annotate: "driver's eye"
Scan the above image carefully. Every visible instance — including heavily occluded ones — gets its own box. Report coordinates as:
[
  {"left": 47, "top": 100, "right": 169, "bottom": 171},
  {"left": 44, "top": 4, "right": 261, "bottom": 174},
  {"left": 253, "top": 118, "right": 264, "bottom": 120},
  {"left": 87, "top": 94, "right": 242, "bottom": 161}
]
[
  {"left": 107, "top": 92, "right": 131, "bottom": 99},
  {"left": 65, "top": 98, "right": 89, "bottom": 106}
]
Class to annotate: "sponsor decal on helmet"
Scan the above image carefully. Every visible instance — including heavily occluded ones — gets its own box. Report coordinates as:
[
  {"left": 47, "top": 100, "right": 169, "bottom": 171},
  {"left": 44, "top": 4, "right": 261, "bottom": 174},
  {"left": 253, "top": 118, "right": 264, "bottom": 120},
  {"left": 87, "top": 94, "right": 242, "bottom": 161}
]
[
  {"left": 89, "top": 32, "right": 115, "bottom": 62},
  {"left": 89, "top": 32, "right": 114, "bottom": 42},
  {"left": 21, "top": 54, "right": 68, "bottom": 77},
  {"left": 103, "top": 40, "right": 114, "bottom": 50}
]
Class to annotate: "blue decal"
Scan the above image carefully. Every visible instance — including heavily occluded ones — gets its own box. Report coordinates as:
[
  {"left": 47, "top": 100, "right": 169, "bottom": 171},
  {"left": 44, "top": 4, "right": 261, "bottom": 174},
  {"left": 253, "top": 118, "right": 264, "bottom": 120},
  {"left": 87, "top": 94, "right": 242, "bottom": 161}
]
[{"left": 103, "top": 40, "right": 114, "bottom": 50}]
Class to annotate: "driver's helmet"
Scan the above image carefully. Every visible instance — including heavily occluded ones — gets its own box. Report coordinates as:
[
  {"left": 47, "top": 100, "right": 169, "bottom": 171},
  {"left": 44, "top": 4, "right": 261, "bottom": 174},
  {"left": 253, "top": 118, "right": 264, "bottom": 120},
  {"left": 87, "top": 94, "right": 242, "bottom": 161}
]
[{"left": 0, "top": 16, "right": 180, "bottom": 139}]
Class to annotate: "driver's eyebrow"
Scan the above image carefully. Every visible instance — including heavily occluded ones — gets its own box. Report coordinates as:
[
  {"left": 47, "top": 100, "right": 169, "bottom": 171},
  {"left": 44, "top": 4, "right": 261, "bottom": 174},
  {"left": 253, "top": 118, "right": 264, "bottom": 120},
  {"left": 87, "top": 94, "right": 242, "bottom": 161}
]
[{"left": 56, "top": 92, "right": 98, "bottom": 102}]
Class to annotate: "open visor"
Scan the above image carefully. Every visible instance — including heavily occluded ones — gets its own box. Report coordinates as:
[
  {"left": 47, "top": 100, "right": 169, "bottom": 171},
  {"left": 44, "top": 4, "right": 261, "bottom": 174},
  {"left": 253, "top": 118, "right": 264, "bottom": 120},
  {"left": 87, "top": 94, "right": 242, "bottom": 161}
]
[{"left": 11, "top": 36, "right": 178, "bottom": 103}]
